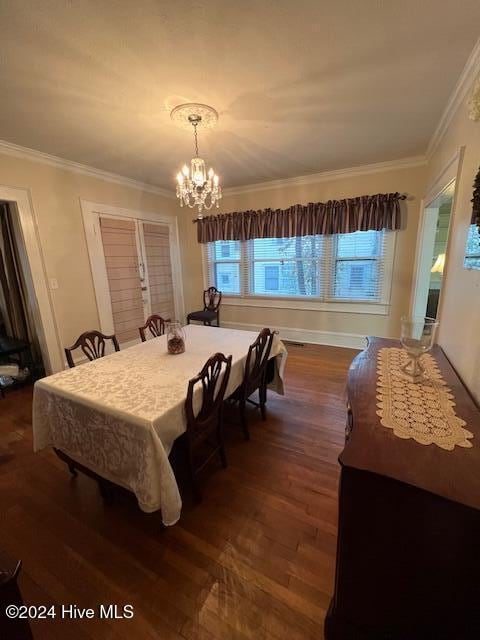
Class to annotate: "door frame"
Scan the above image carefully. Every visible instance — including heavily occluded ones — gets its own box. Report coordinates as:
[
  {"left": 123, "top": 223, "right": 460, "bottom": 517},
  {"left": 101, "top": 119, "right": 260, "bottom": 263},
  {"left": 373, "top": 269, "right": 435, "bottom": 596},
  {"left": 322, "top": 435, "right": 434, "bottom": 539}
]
[
  {"left": 0, "top": 185, "right": 64, "bottom": 373},
  {"left": 409, "top": 147, "right": 465, "bottom": 321},
  {"left": 81, "top": 200, "right": 185, "bottom": 341}
]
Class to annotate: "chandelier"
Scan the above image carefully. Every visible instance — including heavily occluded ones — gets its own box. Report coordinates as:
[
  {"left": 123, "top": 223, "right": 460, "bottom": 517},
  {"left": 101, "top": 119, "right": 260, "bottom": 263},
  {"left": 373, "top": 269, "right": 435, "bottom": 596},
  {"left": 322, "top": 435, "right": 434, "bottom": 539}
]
[{"left": 171, "top": 103, "right": 222, "bottom": 217}]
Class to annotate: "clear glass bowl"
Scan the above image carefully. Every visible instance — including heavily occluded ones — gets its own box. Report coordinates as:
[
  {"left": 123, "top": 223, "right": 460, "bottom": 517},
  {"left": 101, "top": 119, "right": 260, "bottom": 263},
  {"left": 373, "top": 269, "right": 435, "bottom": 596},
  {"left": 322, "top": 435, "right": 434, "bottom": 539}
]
[{"left": 400, "top": 316, "right": 439, "bottom": 382}]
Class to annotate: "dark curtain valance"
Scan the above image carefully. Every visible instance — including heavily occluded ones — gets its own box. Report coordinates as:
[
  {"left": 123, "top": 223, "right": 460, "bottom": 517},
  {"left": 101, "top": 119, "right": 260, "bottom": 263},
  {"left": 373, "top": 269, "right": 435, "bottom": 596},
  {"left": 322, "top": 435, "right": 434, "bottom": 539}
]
[{"left": 196, "top": 192, "right": 405, "bottom": 243}]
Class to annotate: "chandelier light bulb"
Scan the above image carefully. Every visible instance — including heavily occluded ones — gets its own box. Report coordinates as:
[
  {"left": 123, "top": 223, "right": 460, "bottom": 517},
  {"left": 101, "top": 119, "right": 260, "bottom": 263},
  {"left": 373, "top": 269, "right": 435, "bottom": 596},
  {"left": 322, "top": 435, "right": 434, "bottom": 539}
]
[{"left": 182, "top": 164, "right": 189, "bottom": 177}]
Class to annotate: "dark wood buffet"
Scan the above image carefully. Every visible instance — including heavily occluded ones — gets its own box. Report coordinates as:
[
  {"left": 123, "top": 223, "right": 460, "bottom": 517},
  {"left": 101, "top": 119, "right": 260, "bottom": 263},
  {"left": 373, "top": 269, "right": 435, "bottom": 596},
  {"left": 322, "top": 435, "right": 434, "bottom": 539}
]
[{"left": 325, "top": 337, "right": 480, "bottom": 640}]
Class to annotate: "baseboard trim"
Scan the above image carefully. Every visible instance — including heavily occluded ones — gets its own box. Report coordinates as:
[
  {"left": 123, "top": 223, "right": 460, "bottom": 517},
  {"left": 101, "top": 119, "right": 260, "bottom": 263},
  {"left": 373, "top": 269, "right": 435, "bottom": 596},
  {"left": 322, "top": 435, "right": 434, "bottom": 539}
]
[{"left": 222, "top": 321, "right": 367, "bottom": 350}]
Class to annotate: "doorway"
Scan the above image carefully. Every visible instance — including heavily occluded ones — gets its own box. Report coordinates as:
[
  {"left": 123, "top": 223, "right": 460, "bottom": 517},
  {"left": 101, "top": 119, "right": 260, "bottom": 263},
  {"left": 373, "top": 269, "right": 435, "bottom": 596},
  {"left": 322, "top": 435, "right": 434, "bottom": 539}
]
[
  {"left": 411, "top": 181, "right": 455, "bottom": 320},
  {"left": 0, "top": 202, "right": 45, "bottom": 393}
]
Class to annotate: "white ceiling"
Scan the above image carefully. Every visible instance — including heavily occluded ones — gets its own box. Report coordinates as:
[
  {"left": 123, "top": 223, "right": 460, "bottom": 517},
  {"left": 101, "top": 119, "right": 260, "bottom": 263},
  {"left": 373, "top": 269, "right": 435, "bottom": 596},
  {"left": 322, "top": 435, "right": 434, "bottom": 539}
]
[{"left": 0, "top": 0, "right": 479, "bottom": 190}]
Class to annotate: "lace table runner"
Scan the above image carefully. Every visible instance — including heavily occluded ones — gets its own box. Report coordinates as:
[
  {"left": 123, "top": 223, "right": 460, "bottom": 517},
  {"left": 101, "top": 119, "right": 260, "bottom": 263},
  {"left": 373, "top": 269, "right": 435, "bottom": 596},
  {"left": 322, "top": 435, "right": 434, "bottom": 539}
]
[{"left": 376, "top": 348, "right": 473, "bottom": 450}]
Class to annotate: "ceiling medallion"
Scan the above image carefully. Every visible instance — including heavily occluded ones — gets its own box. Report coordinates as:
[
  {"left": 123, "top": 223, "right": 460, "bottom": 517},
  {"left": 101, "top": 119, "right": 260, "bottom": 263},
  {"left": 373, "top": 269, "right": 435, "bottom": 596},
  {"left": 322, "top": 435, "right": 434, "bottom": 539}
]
[{"left": 171, "top": 103, "right": 222, "bottom": 217}]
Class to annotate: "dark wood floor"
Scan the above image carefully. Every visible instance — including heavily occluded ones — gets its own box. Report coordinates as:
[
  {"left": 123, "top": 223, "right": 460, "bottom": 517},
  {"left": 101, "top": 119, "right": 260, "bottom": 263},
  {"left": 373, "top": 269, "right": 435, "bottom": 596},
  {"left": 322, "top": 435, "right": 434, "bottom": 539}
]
[{"left": 0, "top": 343, "right": 357, "bottom": 640}]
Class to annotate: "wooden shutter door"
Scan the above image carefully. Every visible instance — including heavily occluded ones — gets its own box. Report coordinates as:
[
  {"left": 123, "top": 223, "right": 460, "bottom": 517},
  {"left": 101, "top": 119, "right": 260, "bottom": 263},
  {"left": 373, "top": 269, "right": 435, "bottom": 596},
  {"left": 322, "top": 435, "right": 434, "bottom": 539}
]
[
  {"left": 142, "top": 223, "right": 175, "bottom": 321},
  {"left": 99, "top": 217, "right": 144, "bottom": 344}
]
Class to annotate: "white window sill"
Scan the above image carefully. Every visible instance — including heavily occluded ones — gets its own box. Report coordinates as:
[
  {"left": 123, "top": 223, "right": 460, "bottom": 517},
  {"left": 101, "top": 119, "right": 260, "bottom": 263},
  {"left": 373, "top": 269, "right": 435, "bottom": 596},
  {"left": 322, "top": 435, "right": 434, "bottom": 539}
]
[{"left": 221, "top": 296, "right": 390, "bottom": 315}]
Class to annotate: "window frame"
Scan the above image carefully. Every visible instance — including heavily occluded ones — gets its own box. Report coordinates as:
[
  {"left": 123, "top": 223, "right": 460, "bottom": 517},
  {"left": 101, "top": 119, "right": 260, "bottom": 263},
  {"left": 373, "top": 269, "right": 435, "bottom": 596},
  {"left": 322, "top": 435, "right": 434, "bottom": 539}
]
[{"left": 203, "top": 231, "right": 396, "bottom": 315}]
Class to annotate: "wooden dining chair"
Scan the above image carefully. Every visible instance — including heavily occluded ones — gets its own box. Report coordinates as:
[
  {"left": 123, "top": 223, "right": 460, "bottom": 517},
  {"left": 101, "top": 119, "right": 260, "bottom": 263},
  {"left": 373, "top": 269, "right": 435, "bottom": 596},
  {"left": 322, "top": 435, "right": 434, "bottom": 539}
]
[
  {"left": 182, "top": 352, "right": 232, "bottom": 501},
  {"left": 65, "top": 330, "right": 120, "bottom": 368},
  {"left": 186, "top": 286, "right": 222, "bottom": 327},
  {"left": 229, "top": 328, "right": 275, "bottom": 440},
  {"left": 138, "top": 315, "right": 170, "bottom": 342}
]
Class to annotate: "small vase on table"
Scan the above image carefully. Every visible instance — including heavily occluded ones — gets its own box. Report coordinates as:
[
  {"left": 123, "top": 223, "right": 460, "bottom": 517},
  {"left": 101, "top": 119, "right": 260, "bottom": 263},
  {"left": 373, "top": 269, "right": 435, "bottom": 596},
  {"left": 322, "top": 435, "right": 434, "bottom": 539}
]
[{"left": 167, "top": 321, "right": 186, "bottom": 355}]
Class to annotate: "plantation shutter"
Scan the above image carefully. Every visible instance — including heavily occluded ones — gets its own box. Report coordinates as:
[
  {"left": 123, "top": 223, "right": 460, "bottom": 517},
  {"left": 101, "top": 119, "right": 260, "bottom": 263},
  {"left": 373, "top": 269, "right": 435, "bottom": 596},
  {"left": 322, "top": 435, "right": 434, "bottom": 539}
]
[
  {"left": 99, "top": 217, "right": 144, "bottom": 343},
  {"left": 143, "top": 223, "right": 175, "bottom": 320}
]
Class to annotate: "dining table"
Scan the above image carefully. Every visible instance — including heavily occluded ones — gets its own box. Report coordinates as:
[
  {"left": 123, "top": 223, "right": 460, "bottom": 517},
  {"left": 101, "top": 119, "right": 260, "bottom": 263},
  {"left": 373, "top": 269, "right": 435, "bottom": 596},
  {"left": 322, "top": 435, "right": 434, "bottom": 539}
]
[{"left": 32, "top": 324, "right": 287, "bottom": 526}]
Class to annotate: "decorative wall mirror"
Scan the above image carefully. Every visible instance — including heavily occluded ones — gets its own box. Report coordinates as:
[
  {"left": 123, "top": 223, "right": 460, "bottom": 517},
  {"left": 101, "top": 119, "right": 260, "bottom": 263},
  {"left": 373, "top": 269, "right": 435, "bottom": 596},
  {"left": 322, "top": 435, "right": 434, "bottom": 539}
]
[{"left": 464, "top": 166, "right": 480, "bottom": 270}]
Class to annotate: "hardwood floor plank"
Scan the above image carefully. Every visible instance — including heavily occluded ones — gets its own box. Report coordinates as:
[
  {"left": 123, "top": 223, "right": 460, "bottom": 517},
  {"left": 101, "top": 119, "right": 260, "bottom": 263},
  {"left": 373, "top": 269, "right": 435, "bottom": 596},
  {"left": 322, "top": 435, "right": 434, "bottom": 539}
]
[{"left": 0, "top": 344, "right": 357, "bottom": 639}]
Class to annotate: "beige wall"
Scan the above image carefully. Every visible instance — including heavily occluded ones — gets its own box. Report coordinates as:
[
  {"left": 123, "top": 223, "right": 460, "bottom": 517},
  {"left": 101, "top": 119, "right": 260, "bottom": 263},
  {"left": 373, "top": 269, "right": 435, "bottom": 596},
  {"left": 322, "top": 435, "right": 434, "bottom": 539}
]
[
  {"left": 0, "top": 152, "right": 178, "bottom": 363},
  {"left": 425, "top": 94, "right": 480, "bottom": 402},
  {"left": 181, "top": 165, "right": 427, "bottom": 344}
]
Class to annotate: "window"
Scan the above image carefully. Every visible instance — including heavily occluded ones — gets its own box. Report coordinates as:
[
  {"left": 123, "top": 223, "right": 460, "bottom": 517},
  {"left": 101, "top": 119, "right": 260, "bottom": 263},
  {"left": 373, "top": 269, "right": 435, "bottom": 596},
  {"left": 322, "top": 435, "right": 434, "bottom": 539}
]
[
  {"left": 249, "top": 236, "right": 322, "bottom": 296},
  {"left": 205, "top": 230, "right": 391, "bottom": 305},
  {"left": 208, "top": 240, "right": 241, "bottom": 294},
  {"left": 333, "top": 230, "right": 382, "bottom": 300},
  {"left": 464, "top": 224, "right": 480, "bottom": 270}
]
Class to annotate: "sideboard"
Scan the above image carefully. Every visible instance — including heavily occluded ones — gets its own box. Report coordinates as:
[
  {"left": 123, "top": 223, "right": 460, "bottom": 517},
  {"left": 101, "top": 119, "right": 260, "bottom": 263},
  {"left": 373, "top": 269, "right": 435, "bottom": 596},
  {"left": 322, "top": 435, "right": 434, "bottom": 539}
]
[{"left": 325, "top": 337, "right": 480, "bottom": 640}]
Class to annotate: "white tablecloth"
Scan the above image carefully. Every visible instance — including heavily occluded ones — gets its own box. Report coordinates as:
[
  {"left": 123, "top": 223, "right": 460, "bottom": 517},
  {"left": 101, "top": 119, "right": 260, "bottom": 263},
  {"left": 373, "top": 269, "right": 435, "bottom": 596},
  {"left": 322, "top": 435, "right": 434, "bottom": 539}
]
[{"left": 33, "top": 325, "right": 287, "bottom": 525}]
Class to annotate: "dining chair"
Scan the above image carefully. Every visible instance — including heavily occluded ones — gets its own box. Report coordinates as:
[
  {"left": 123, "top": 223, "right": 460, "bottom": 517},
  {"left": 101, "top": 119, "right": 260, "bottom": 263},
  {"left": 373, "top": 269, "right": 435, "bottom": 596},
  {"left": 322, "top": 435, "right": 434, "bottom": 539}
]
[
  {"left": 183, "top": 352, "right": 232, "bottom": 501},
  {"left": 186, "top": 286, "right": 222, "bottom": 327},
  {"left": 65, "top": 330, "right": 120, "bottom": 368},
  {"left": 229, "top": 328, "right": 275, "bottom": 440},
  {"left": 138, "top": 315, "right": 170, "bottom": 342}
]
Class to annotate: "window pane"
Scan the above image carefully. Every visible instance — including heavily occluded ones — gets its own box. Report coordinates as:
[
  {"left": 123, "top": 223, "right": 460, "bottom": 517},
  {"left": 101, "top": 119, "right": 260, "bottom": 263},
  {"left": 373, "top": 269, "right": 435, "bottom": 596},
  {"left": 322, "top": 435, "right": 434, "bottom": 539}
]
[
  {"left": 337, "top": 230, "right": 380, "bottom": 258},
  {"left": 464, "top": 224, "right": 480, "bottom": 269},
  {"left": 334, "top": 259, "right": 379, "bottom": 299},
  {"left": 213, "top": 240, "right": 241, "bottom": 261},
  {"left": 252, "top": 236, "right": 322, "bottom": 260},
  {"left": 264, "top": 265, "right": 280, "bottom": 291},
  {"left": 215, "top": 263, "right": 240, "bottom": 294},
  {"left": 251, "top": 260, "right": 318, "bottom": 296}
]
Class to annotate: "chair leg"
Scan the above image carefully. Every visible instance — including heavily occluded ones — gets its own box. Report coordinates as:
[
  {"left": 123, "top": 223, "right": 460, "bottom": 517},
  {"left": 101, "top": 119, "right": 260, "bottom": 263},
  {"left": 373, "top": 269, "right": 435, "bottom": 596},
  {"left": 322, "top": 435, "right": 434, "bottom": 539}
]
[
  {"left": 260, "top": 395, "right": 267, "bottom": 421},
  {"left": 239, "top": 400, "right": 250, "bottom": 441},
  {"left": 260, "top": 380, "right": 267, "bottom": 421}
]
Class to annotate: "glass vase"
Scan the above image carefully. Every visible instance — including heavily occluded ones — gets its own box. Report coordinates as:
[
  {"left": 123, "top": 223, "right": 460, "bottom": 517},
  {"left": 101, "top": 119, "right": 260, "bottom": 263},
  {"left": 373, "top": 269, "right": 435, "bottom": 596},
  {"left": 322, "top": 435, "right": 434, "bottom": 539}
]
[
  {"left": 167, "top": 321, "right": 186, "bottom": 355},
  {"left": 400, "top": 316, "right": 439, "bottom": 382}
]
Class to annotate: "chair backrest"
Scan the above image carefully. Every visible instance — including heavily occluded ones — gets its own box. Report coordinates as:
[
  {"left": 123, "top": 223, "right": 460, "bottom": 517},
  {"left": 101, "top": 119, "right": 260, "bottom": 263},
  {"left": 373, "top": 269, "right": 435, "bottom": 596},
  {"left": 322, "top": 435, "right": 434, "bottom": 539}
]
[
  {"left": 185, "top": 352, "right": 232, "bottom": 436},
  {"left": 242, "top": 328, "right": 275, "bottom": 398},
  {"left": 203, "top": 286, "right": 222, "bottom": 311},
  {"left": 65, "top": 330, "right": 120, "bottom": 368},
  {"left": 139, "top": 315, "right": 170, "bottom": 342}
]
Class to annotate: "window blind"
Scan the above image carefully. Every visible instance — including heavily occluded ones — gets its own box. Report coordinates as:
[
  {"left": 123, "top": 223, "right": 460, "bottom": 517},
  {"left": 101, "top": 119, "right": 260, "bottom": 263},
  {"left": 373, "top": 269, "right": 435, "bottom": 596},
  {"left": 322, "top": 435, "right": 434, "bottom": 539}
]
[{"left": 205, "top": 230, "right": 390, "bottom": 303}]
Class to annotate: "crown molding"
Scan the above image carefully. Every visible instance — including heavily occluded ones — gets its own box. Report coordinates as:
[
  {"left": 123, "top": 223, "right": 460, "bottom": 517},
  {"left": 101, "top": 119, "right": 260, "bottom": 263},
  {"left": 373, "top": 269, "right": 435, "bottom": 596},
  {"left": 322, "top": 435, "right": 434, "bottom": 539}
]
[
  {"left": 426, "top": 37, "right": 480, "bottom": 161},
  {"left": 0, "top": 138, "right": 175, "bottom": 199},
  {"left": 222, "top": 155, "right": 426, "bottom": 197}
]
